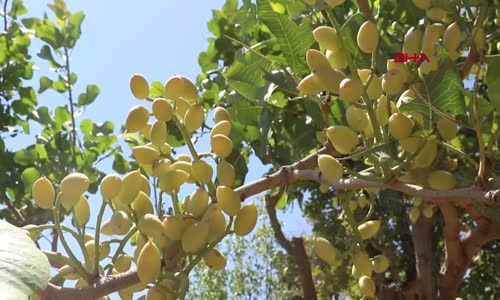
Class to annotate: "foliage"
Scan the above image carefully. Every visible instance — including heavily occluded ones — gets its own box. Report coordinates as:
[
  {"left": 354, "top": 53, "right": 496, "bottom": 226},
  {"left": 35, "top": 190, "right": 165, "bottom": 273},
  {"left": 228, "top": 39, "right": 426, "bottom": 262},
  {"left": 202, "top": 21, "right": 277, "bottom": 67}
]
[{"left": 0, "top": 0, "right": 124, "bottom": 229}]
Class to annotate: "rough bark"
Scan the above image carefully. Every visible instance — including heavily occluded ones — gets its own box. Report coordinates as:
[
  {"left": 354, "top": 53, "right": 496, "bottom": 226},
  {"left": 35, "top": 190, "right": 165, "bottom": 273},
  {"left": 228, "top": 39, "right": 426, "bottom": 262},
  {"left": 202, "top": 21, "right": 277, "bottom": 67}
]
[{"left": 411, "top": 215, "right": 436, "bottom": 299}]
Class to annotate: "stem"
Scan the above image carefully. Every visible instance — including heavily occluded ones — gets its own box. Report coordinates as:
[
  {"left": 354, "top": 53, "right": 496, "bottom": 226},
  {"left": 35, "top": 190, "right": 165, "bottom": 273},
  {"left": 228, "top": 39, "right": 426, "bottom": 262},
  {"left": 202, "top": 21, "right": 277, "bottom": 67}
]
[
  {"left": 50, "top": 265, "right": 78, "bottom": 284},
  {"left": 27, "top": 223, "right": 90, "bottom": 266},
  {"left": 53, "top": 194, "right": 92, "bottom": 282},
  {"left": 345, "top": 168, "right": 386, "bottom": 182},
  {"left": 63, "top": 46, "right": 77, "bottom": 170},
  {"left": 172, "top": 114, "right": 217, "bottom": 195},
  {"left": 339, "top": 193, "right": 364, "bottom": 245},
  {"left": 156, "top": 180, "right": 162, "bottom": 218},
  {"left": 107, "top": 226, "right": 138, "bottom": 275},
  {"left": 93, "top": 200, "right": 108, "bottom": 273},
  {"left": 326, "top": 10, "right": 383, "bottom": 143},
  {"left": 471, "top": 64, "right": 486, "bottom": 180},
  {"left": 183, "top": 228, "right": 231, "bottom": 274},
  {"left": 2, "top": 0, "right": 8, "bottom": 31},
  {"left": 437, "top": 140, "right": 479, "bottom": 168},
  {"left": 172, "top": 192, "right": 180, "bottom": 215}
]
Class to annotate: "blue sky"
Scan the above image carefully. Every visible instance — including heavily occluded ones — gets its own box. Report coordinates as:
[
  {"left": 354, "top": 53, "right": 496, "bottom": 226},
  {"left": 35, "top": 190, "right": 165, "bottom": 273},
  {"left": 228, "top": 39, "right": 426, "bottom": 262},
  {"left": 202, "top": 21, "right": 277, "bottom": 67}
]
[{"left": 9, "top": 1, "right": 313, "bottom": 298}]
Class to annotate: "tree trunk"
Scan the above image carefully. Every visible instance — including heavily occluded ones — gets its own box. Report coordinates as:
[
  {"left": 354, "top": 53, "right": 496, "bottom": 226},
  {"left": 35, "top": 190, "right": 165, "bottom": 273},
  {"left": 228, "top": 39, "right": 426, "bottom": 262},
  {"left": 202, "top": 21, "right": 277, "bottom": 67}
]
[{"left": 411, "top": 215, "right": 436, "bottom": 299}]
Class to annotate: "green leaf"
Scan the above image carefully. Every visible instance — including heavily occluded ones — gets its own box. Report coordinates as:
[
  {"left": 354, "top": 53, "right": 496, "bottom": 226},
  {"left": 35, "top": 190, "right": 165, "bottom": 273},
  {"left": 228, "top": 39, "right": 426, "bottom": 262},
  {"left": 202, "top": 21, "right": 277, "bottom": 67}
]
[
  {"left": 224, "top": 51, "right": 273, "bottom": 100},
  {"left": 34, "top": 144, "right": 48, "bottom": 161},
  {"left": 54, "top": 106, "right": 71, "bottom": 124},
  {"left": 8, "top": 0, "right": 28, "bottom": 17},
  {"left": 52, "top": 79, "right": 66, "bottom": 93},
  {"left": 38, "top": 76, "right": 53, "bottom": 93},
  {"left": 21, "top": 167, "right": 40, "bottom": 193},
  {"left": 112, "top": 153, "right": 129, "bottom": 174},
  {"left": 229, "top": 98, "right": 263, "bottom": 126},
  {"left": 150, "top": 81, "right": 165, "bottom": 98},
  {"left": 256, "top": 0, "right": 314, "bottom": 74},
  {"left": 485, "top": 55, "right": 500, "bottom": 112},
  {"left": 0, "top": 220, "right": 50, "bottom": 298},
  {"left": 14, "top": 149, "right": 38, "bottom": 165},
  {"left": 80, "top": 119, "right": 93, "bottom": 135},
  {"left": 35, "top": 107, "right": 54, "bottom": 125},
  {"left": 33, "top": 19, "right": 64, "bottom": 49},
  {"left": 93, "top": 121, "right": 114, "bottom": 136},
  {"left": 400, "top": 47, "right": 466, "bottom": 127},
  {"left": 77, "top": 84, "right": 100, "bottom": 106},
  {"left": 69, "top": 72, "right": 78, "bottom": 85},
  {"left": 276, "top": 191, "right": 288, "bottom": 210},
  {"left": 66, "top": 11, "right": 85, "bottom": 41},
  {"left": 48, "top": 0, "right": 69, "bottom": 20},
  {"left": 37, "top": 45, "right": 62, "bottom": 68},
  {"left": 265, "top": 90, "right": 287, "bottom": 108}
]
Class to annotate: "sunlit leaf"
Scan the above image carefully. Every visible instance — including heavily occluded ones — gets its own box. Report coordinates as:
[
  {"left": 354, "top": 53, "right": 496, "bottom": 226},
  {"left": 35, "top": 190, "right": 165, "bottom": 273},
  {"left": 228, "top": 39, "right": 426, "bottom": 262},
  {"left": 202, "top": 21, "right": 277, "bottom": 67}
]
[
  {"left": 77, "top": 84, "right": 100, "bottom": 106},
  {"left": 400, "top": 47, "right": 466, "bottom": 127},
  {"left": 256, "top": 0, "right": 314, "bottom": 74},
  {"left": 21, "top": 167, "right": 40, "bottom": 193},
  {"left": 0, "top": 220, "right": 50, "bottom": 298}
]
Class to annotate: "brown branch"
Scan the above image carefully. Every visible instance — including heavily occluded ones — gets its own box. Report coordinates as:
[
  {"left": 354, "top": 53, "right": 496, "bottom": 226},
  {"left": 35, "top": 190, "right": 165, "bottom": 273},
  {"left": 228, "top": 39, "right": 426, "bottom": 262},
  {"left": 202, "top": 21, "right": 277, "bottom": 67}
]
[
  {"left": 0, "top": 195, "right": 25, "bottom": 224},
  {"left": 265, "top": 193, "right": 293, "bottom": 253},
  {"left": 459, "top": 41, "right": 479, "bottom": 79},
  {"left": 461, "top": 219, "right": 500, "bottom": 260},
  {"left": 236, "top": 168, "right": 490, "bottom": 205},
  {"left": 411, "top": 212, "right": 436, "bottom": 299},
  {"left": 356, "top": 0, "right": 372, "bottom": 19},
  {"left": 438, "top": 203, "right": 500, "bottom": 299},
  {"left": 290, "top": 237, "right": 317, "bottom": 300},
  {"left": 39, "top": 269, "right": 140, "bottom": 300},
  {"left": 51, "top": 228, "right": 58, "bottom": 253},
  {"left": 265, "top": 182, "right": 317, "bottom": 299}
]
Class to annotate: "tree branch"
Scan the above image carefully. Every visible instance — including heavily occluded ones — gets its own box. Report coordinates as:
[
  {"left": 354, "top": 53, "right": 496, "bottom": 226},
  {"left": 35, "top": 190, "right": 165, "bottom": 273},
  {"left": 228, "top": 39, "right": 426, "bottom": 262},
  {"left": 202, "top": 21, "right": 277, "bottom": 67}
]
[
  {"left": 265, "top": 193, "right": 293, "bottom": 254},
  {"left": 438, "top": 203, "right": 500, "bottom": 299},
  {"left": 356, "top": 0, "right": 372, "bottom": 19},
  {"left": 236, "top": 167, "right": 490, "bottom": 205},
  {"left": 290, "top": 237, "right": 317, "bottom": 300},
  {"left": 411, "top": 212, "right": 436, "bottom": 299},
  {"left": 265, "top": 188, "right": 317, "bottom": 299},
  {"left": 39, "top": 269, "right": 140, "bottom": 300}
]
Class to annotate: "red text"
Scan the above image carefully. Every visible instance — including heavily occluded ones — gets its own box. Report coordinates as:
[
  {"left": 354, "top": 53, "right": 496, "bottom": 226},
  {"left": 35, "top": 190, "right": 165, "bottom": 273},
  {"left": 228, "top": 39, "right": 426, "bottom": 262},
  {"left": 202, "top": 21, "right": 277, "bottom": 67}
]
[{"left": 393, "top": 53, "right": 430, "bottom": 63}]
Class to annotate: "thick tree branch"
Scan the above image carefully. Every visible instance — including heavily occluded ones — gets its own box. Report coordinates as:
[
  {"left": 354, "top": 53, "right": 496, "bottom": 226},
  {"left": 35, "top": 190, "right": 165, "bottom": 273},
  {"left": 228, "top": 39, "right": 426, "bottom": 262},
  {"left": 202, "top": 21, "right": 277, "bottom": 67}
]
[
  {"left": 290, "top": 237, "right": 317, "bottom": 300},
  {"left": 236, "top": 168, "right": 490, "bottom": 205},
  {"left": 411, "top": 213, "right": 436, "bottom": 299},
  {"left": 438, "top": 203, "right": 500, "bottom": 299},
  {"left": 39, "top": 269, "right": 140, "bottom": 300}
]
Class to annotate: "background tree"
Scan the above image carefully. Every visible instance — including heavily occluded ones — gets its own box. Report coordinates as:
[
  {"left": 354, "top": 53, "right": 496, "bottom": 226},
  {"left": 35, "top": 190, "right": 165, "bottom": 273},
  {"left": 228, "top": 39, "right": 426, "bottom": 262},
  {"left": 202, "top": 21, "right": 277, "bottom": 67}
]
[{"left": 1, "top": 0, "right": 500, "bottom": 299}]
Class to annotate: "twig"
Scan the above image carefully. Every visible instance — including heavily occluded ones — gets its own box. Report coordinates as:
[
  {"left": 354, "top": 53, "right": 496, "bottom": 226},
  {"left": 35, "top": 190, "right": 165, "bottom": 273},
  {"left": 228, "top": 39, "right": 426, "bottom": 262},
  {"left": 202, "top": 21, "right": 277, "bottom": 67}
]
[
  {"left": 0, "top": 195, "right": 24, "bottom": 223},
  {"left": 63, "top": 46, "right": 78, "bottom": 170}
]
